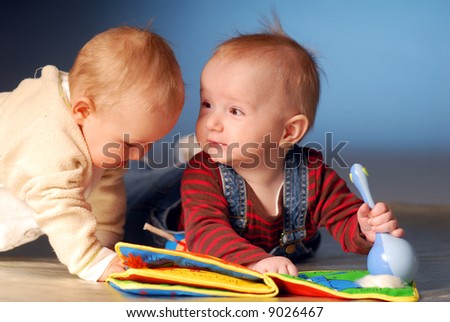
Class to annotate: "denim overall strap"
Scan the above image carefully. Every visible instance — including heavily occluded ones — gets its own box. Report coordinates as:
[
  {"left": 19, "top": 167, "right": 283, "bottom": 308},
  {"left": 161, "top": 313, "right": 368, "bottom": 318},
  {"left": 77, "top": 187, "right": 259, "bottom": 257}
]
[
  {"left": 276, "top": 145, "right": 308, "bottom": 250},
  {"left": 269, "top": 145, "right": 321, "bottom": 259},
  {"left": 218, "top": 163, "right": 247, "bottom": 234}
]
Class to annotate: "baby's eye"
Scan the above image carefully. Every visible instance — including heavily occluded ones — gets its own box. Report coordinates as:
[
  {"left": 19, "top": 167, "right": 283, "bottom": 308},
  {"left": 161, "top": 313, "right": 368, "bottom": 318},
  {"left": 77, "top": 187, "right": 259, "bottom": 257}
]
[
  {"left": 229, "top": 107, "right": 244, "bottom": 116},
  {"left": 202, "top": 101, "right": 212, "bottom": 108}
]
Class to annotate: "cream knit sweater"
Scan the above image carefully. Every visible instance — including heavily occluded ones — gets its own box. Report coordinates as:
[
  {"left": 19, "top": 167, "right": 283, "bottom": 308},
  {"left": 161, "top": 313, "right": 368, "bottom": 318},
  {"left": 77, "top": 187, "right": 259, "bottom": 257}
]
[{"left": 0, "top": 66, "right": 126, "bottom": 280}]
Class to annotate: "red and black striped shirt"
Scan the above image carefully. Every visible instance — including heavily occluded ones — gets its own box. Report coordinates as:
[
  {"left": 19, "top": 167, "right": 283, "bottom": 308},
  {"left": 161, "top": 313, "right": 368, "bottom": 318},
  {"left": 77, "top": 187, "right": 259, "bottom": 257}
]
[{"left": 180, "top": 150, "right": 372, "bottom": 266}]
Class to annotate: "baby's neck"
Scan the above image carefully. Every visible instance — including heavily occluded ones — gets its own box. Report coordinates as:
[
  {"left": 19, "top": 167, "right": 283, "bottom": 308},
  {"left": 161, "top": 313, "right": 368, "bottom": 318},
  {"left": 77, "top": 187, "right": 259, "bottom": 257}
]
[
  {"left": 236, "top": 165, "right": 284, "bottom": 187},
  {"left": 235, "top": 164, "right": 285, "bottom": 216},
  {"left": 243, "top": 167, "right": 285, "bottom": 216},
  {"left": 233, "top": 153, "right": 285, "bottom": 185}
]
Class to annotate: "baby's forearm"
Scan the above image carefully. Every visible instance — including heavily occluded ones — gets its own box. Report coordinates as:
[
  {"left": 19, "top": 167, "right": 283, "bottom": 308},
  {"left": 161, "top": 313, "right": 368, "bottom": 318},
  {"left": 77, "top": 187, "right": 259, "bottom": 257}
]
[{"left": 77, "top": 247, "right": 118, "bottom": 282}]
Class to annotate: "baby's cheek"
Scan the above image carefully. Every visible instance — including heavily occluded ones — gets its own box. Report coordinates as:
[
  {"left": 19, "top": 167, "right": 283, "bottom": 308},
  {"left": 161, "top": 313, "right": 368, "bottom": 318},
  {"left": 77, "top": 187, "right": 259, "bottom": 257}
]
[{"left": 100, "top": 145, "right": 123, "bottom": 166}]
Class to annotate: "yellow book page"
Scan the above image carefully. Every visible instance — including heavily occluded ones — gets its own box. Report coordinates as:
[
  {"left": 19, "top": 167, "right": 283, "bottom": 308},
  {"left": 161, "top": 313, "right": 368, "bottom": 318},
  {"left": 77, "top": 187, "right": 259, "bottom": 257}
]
[{"left": 111, "top": 267, "right": 278, "bottom": 295}]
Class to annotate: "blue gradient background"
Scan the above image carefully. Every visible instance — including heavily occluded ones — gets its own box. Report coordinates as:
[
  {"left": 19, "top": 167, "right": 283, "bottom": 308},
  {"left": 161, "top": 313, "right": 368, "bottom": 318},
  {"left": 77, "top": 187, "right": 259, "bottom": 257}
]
[{"left": 1, "top": 0, "right": 449, "bottom": 204}]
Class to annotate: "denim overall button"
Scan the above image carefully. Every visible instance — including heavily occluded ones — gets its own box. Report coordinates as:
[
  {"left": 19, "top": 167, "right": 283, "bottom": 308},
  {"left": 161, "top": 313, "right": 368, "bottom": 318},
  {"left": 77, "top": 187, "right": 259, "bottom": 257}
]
[{"left": 285, "top": 244, "right": 297, "bottom": 254}]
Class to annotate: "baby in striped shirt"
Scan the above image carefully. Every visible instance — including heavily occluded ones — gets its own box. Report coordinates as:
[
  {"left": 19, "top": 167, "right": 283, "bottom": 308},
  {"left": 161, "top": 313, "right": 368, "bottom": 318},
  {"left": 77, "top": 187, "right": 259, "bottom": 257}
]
[{"left": 179, "top": 18, "right": 404, "bottom": 276}]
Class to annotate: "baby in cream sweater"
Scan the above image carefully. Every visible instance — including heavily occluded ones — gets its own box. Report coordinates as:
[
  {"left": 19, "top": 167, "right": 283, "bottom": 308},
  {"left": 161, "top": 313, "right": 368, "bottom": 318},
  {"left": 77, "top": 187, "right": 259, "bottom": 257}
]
[{"left": 0, "top": 26, "right": 184, "bottom": 281}]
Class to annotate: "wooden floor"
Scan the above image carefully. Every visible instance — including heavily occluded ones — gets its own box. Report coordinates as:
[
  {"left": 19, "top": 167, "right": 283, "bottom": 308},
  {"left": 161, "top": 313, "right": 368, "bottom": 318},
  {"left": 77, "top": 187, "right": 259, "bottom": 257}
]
[{"left": 0, "top": 203, "right": 449, "bottom": 302}]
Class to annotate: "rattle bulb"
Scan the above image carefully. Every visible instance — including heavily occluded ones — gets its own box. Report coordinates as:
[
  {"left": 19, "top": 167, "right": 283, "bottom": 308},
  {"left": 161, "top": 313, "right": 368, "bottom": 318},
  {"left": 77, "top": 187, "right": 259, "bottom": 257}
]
[{"left": 350, "top": 164, "right": 419, "bottom": 283}]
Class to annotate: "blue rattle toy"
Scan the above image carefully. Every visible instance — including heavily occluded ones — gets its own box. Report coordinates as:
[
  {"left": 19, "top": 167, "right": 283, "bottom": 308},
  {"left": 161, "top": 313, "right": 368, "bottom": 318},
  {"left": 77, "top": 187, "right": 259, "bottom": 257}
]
[{"left": 350, "top": 164, "right": 419, "bottom": 282}]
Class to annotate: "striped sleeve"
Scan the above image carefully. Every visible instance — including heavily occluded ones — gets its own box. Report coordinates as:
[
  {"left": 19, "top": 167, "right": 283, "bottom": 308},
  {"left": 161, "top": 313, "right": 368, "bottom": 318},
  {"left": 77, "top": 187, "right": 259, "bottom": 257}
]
[
  {"left": 181, "top": 152, "right": 271, "bottom": 265},
  {"left": 306, "top": 149, "right": 373, "bottom": 254}
]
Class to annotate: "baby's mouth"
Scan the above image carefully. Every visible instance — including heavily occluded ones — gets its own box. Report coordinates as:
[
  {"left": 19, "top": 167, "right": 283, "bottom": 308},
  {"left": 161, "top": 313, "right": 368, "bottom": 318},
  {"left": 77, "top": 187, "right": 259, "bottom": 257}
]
[{"left": 206, "top": 140, "right": 227, "bottom": 148}]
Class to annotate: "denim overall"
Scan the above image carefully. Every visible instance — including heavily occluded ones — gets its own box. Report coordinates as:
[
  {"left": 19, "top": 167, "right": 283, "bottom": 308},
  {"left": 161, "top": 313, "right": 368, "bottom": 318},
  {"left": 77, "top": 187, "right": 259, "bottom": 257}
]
[{"left": 218, "top": 145, "right": 321, "bottom": 261}]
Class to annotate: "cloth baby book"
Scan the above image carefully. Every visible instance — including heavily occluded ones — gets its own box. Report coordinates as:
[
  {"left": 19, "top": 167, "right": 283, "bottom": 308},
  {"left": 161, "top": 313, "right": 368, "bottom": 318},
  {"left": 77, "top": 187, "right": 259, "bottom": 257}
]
[{"left": 107, "top": 242, "right": 419, "bottom": 301}]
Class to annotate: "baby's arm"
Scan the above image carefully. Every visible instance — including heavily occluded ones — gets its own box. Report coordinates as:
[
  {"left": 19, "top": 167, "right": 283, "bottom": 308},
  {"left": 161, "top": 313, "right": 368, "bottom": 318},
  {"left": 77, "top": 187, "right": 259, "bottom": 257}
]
[
  {"left": 87, "top": 168, "right": 127, "bottom": 249},
  {"left": 97, "top": 254, "right": 126, "bottom": 282},
  {"left": 357, "top": 202, "right": 405, "bottom": 243},
  {"left": 247, "top": 256, "right": 298, "bottom": 276},
  {"left": 84, "top": 168, "right": 127, "bottom": 281},
  {"left": 76, "top": 247, "right": 125, "bottom": 282},
  {"left": 7, "top": 114, "right": 125, "bottom": 281}
]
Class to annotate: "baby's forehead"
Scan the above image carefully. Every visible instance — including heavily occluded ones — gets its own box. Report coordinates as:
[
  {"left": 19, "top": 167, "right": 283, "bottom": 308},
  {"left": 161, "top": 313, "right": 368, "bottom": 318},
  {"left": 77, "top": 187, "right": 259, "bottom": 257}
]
[
  {"left": 206, "top": 45, "right": 294, "bottom": 78},
  {"left": 208, "top": 52, "right": 282, "bottom": 77},
  {"left": 216, "top": 45, "right": 284, "bottom": 62}
]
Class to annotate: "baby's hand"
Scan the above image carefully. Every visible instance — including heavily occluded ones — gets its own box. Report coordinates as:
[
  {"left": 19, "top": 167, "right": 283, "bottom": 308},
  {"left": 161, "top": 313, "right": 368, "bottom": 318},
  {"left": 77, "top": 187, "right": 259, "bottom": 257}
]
[
  {"left": 97, "top": 255, "right": 126, "bottom": 282},
  {"left": 247, "top": 256, "right": 298, "bottom": 276},
  {"left": 357, "top": 202, "right": 404, "bottom": 243}
]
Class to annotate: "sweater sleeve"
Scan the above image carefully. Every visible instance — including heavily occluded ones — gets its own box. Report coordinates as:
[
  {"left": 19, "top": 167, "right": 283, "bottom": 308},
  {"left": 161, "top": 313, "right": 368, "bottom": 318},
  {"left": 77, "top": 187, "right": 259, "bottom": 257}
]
[
  {"left": 181, "top": 153, "right": 271, "bottom": 266},
  {"left": 86, "top": 167, "right": 126, "bottom": 249},
  {"left": 306, "top": 149, "right": 373, "bottom": 254}
]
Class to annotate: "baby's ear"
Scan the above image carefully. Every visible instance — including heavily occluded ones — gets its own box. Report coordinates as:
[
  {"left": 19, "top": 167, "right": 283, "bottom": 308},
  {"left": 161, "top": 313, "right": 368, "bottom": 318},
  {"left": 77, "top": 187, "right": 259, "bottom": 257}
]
[
  {"left": 70, "top": 96, "right": 96, "bottom": 125},
  {"left": 281, "top": 114, "right": 309, "bottom": 147}
]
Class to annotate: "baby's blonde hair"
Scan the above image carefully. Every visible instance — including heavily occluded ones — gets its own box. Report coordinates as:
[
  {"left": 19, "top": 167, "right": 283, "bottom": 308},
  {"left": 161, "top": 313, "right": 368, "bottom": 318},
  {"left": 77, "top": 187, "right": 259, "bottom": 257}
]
[
  {"left": 212, "top": 19, "right": 320, "bottom": 127},
  {"left": 69, "top": 26, "right": 184, "bottom": 115}
]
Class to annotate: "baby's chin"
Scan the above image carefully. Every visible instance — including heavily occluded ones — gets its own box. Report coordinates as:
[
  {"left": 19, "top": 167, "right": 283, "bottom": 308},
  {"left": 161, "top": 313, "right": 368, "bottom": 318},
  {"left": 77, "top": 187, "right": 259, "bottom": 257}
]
[
  {"left": 204, "top": 148, "right": 228, "bottom": 164},
  {"left": 208, "top": 155, "right": 229, "bottom": 165}
]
